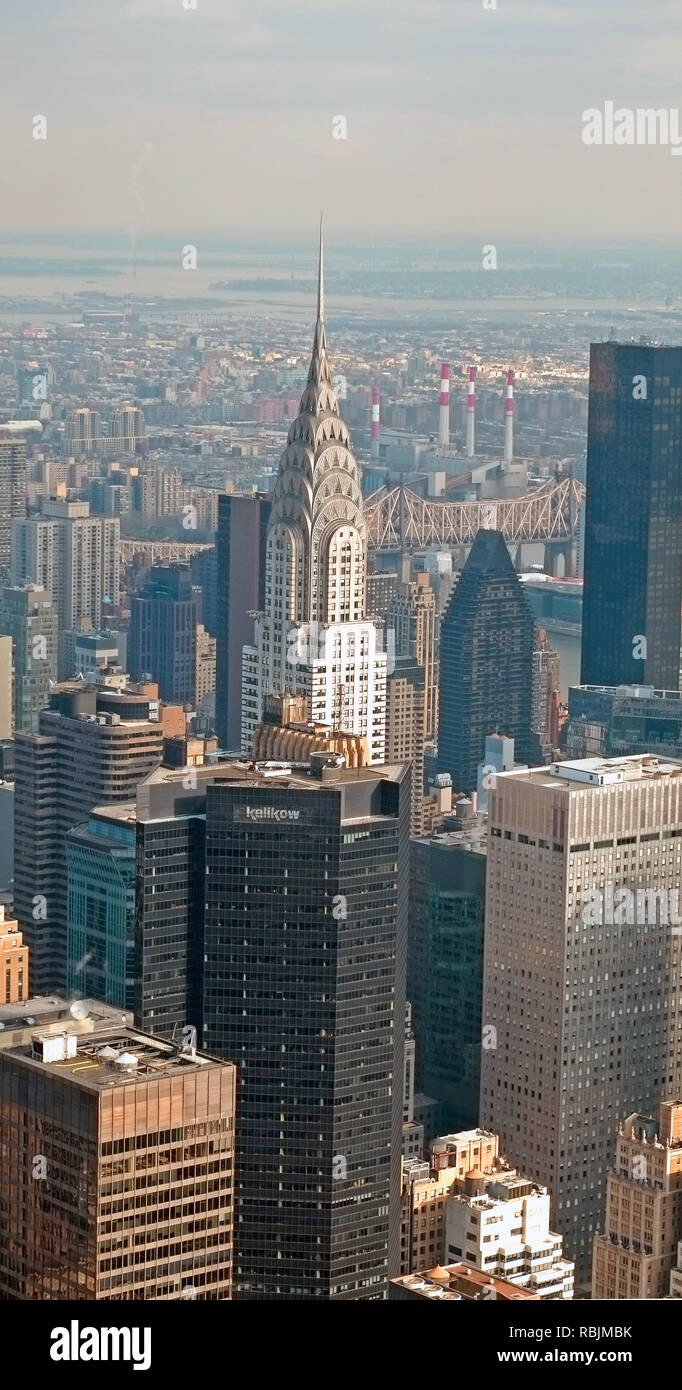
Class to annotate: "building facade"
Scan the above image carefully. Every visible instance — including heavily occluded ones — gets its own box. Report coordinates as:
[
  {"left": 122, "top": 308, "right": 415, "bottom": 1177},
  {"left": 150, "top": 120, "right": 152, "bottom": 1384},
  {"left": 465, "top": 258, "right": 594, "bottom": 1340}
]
[
  {"left": 437, "top": 528, "right": 538, "bottom": 792},
  {"left": 592, "top": 1101, "right": 682, "bottom": 1299},
  {"left": 0, "top": 999, "right": 235, "bottom": 1300},
  {"left": 202, "top": 756, "right": 410, "bottom": 1299},
  {"left": 480, "top": 754, "right": 682, "bottom": 1282},
  {"left": 215, "top": 493, "right": 270, "bottom": 751},
  {"left": 581, "top": 341, "right": 682, "bottom": 691},
  {"left": 129, "top": 566, "right": 198, "bottom": 706},
  {"left": 241, "top": 228, "right": 387, "bottom": 764}
]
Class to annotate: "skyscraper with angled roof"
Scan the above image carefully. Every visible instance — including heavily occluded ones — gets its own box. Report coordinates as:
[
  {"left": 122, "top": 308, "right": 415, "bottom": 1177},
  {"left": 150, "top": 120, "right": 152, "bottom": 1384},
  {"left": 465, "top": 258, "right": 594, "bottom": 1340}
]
[{"left": 437, "top": 528, "right": 538, "bottom": 791}]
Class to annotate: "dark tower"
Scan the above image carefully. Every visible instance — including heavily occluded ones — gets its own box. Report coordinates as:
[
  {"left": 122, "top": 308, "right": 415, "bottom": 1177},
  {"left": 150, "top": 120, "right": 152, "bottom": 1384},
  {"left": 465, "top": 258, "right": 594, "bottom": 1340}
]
[
  {"left": 581, "top": 341, "right": 682, "bottom": 690},
  {"left": 129, "top": 565, "right": 197, "bottom": 705},
  {"left": 437, "top": 528, "right": 538, "bottom": 791},
  {"left": 203, "top": 760, "right": 410, "bottom": 1300},
  {"left": 215, "top": 494, "right": 270, "bottom": 751}
]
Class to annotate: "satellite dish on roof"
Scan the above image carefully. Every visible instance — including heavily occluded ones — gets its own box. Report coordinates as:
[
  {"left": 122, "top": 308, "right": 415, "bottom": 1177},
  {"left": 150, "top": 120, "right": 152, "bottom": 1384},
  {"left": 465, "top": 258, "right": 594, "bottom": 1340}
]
[{"left": 70, "top": 1000, "right": 89, "bottom": 1020}]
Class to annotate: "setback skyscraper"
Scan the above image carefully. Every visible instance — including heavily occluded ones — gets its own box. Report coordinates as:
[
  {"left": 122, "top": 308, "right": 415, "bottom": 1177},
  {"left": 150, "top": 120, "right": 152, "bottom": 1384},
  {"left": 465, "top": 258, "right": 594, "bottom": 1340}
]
[
  {"left": 241, "top": 225, "right": 386, "bottom": 762},
  {"left": 581, "top": 341, "right": 682, "bottom": 690}
]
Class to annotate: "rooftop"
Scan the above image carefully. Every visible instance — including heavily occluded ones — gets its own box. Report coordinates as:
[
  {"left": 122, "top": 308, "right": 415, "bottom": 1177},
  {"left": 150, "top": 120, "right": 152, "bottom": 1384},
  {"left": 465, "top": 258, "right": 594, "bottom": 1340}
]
[
  {"left": 4, "top": 1024, "right": 225, "bottom": 1090},
  {"left": 391, "top": 1263, "right": 540, "bottom": 1301},
  {"left": 500, "top": 753, "right": 682, "bottom": 791}
]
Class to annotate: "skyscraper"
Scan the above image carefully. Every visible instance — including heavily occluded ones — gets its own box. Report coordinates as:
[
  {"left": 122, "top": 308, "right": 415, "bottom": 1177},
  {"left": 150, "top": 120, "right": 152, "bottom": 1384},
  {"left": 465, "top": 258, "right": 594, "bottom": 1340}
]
[
  {"left": 241, "top": 224, "right": 387, "bottom": 763},
  {"left": 202, "top": 756, "right": 410, "bottom": 1300},
  {"left": 14, "top": 682, "right": 164, "bottom": 993},
  {"left": 0, "top": 433, "right": 27, "bottom": 584},
  {"left": 437, "top": 528, "right": 538, "bottom": 792},
  {"left": 0, "top": 585, "right": 57, "bottom": 734},
  {"left": 480, "top": 753, "right": 682, "bottom": 1281},
  {"left": 0, "top": 998, "right": 235, "bottom": 1300},
  {"left": 215, "top": 493, "right": 270, "bottom": 750},
  {"left": 11, "top": 500, "right": 120, "bottom": 674},
  {"left": 581, "top": 341, "right": 682, "bottom": 691},
  {"left": 592, "top": 1101, "right": 682, "bottom": 1300},
  {"left": 409, "top": 828, "right": 487, "bottom": 1133},
  {"left": 129, "top": 565, "right": 198, "bottom": 705}
]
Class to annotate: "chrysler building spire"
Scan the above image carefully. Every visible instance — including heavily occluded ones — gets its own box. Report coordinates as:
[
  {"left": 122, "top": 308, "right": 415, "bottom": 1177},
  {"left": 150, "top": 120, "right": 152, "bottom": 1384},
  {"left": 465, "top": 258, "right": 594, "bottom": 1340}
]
[{"left": 241, "top": 225, "right": 387, "bottom": 763}]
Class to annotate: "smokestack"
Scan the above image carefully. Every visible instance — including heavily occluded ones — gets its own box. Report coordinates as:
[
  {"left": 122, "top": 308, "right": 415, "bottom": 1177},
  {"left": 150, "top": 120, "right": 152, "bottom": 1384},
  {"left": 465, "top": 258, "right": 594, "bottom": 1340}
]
[
  {"left": 466, "top": 367, "right": 476, "bottom": 457},
  {"left": 504, "top": 369, "right": 514, "bottom": 463},
  {"left": 371, "top": 387, "right": 380, "bottom": 458},
  {"left": 438, "top": 363, "right": 450, "bottom": 449}
]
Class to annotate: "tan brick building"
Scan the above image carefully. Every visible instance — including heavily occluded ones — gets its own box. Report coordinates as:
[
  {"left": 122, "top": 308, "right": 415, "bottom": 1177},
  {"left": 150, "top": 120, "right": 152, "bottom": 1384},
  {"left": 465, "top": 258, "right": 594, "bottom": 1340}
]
[
  {"left": 0, "top": 907, "right": 28, "bottom": 1005},
  {"left": 592, "top": 1101, "right": 682, "bottom": 1299}
]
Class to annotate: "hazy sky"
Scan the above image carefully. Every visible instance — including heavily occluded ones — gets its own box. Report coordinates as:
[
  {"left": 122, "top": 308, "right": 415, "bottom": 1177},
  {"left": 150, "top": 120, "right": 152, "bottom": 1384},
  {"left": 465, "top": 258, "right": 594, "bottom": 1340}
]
[{"left": 4, "top": 0, "right": 682, "bottom": 243}]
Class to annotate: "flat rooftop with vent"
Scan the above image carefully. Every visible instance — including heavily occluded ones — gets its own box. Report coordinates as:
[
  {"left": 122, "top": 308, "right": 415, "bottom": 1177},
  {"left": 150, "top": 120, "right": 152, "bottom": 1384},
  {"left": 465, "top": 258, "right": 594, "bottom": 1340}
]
[{"left": 0, "top": 994, "right": 225, "bottom": 1086}]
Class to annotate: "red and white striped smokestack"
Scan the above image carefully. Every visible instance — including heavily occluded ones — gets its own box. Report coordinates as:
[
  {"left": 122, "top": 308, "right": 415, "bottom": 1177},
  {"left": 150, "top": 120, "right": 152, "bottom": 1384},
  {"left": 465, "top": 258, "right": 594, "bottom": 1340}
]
[
  {"left": 371, "top": 387, "right": 380, "bottom": 458},
  {"left": 466, "top": 366, "right": 476, "bottom": 457},
  {"left": 438, "top": 363, "right": 450, "bottom": 449},
  {"left": 504, "top": 368, "right": 514, "bottom": 463}
]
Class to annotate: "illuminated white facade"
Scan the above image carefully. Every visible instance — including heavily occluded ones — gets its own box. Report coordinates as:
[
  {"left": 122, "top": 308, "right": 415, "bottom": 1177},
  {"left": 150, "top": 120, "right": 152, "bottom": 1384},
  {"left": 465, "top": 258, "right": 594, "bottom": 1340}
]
[{"left": 242, "top": 224, "right": 386, "bottom": 762}]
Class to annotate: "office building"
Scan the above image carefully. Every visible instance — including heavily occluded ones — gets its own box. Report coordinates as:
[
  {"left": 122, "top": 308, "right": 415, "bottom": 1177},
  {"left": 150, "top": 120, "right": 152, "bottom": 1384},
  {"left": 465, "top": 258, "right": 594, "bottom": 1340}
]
[
  {"left": 399, "top": 1130, "right": 499, "bottom": 1275},
  {"left": 0, "top": 998, "right": 235, "bottom": 1300},
  {"left": 14, "top": 682, "right": 164, "bottom": 994},
  {"left": 215, "top": 493, "right": 270, "bottom": 751},
  {"left": 129, "top": 566, "right": 197, "bottom": 706},
  {"left": 532, "top": 627, "right": 562, "bottom": 760},
  {"left": 480, "top": 753, "right": 682, "bottom": 1281},
  {"left": 0, "top": 907, "right": 28, "bottom": 1004},
  {"left": 386, "top": 656, "right": 426, "bottom": 835},
  {"left": 0, "top": 585, "right": 57, "bottom": 734},
  {"left": 66, "top": 807, "right": 136, "bottom": 1011},
  {"left": 0, "top": 636, "right": 11, "bottom": 740},
  {"left": 581, "top": 341, "right": 682, "bottom": 691},
  {"left": 241, "top": 228, "right": 387, "bottom": 763},
  {"left": 203, "top": 754, "right": 410, "bottom": 1299},
  {"left": 387, "top": 572, "right": 438, "bottom": 741},
  {"left": 592, "top": 1101, "right": 682, "bottom": 1300},
  {"left": 409, "top": 827, "right": 487, "bottom": 1133},
  {"left": 566, "top": 683, "right": 682, "bottom": 761},
  {"left": 446, "top": 1163, "right": 574, "bottom": 1299},
  {"left": 0, "top": 433, "right": 27, "bottom": 583},
  {"left": 437, "top": 528, "right": 538, "bottom": 792}
]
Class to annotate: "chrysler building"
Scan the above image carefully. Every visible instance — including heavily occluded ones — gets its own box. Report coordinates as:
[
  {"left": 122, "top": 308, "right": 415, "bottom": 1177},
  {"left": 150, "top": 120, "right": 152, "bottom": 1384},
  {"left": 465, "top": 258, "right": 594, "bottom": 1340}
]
[{"left": 242, "top": 223, "right": 387, "bottom": 762}]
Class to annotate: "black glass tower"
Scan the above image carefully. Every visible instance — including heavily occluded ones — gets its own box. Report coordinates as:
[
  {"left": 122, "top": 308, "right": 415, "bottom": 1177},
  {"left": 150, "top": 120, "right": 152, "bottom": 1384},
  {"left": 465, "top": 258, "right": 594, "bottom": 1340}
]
[
  {"left": 129, "top": 565, "right": 197, "bottom": 705},
  {"left": 581, "top": 341, "right": 682, "bottom": 691},
  {"left": 437, "top": 528, "right": 538, "bottom": 791},
  {"left": 203, "top": 759, "right": 410, "bottom": 1300}
]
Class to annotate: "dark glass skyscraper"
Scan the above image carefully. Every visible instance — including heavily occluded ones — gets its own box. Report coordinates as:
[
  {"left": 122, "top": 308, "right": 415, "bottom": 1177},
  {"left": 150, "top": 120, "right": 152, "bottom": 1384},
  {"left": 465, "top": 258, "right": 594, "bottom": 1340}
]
[
  {"left": 437, "top": 528, "right": 538, "bottom": 791},
  {"left": 581, "top": 341, "right": 682, "bottom": 690},
  {"left": 129, "top": 565, "right": 197, "bottom": 705},
  {"left": 215, "top": 494, "right": 270, "bottom": 751},
  {"left": 203, "top": 759, "right": 410, "bottom": 1300}
]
